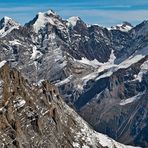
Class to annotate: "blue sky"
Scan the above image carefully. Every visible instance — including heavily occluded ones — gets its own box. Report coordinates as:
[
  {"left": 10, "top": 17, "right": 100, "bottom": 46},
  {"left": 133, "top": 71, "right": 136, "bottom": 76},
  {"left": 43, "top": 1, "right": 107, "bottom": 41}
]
[{"left": 0, "top": 0, "right": 148, "bottom": 27}]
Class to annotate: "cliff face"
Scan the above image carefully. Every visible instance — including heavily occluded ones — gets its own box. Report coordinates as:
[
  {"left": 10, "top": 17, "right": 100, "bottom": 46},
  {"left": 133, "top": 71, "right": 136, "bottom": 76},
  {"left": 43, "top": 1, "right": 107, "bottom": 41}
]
[{"left": 0, "top": 62, "right": 137, "bottom": 148}]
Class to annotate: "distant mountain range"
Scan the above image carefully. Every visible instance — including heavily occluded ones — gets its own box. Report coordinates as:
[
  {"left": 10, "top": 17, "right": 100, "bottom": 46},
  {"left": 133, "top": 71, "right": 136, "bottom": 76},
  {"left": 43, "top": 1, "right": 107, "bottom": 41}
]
[{"left": 0, "top": 9, "right": 148, "bottom": 147}]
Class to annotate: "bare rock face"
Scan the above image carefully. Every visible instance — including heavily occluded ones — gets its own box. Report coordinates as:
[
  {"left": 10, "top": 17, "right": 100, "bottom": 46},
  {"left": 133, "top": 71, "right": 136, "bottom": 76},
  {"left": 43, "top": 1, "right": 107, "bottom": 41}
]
[{"left": 0, "top": 63, "right": 138, "bottom": 148}]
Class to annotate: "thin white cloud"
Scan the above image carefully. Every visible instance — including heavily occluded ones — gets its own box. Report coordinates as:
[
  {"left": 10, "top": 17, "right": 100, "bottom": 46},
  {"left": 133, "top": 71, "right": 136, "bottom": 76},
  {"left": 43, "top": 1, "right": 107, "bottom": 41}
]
[
  {"left": 0, "top": 6, "right": 34, "bottom": 12},
  {"left": 0, "top": 4, "right": 147, "bottom": 27},
  {"left": 97, "top": 5, "right": 132, "bottom": 8}
]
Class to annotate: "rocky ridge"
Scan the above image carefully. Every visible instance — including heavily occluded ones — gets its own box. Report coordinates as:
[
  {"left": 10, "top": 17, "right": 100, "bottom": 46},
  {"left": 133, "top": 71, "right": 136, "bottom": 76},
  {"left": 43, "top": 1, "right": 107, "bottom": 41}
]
[{"left": 0, "top": 61, "right": 139, "bottom": 148}]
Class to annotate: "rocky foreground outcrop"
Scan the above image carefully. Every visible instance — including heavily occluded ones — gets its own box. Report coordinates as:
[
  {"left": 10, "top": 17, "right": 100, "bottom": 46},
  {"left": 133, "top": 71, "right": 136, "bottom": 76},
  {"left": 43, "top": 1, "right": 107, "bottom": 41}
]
[{"left": 0, "top": 62, "right": 138, "bottom": 148}]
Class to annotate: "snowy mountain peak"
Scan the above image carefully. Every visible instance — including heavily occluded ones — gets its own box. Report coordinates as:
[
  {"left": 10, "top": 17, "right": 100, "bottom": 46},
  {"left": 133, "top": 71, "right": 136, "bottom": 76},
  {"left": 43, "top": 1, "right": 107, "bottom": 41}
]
[
  {"left": 37, "top": 9, "right": 57, "bottom": 17},
  {"left": 46, "top": 9, "right": 57, "bottom": 15},
  {"left": 0, "top": 16, "right": 20, "bottom": 36},
  {"left": 3, "top": 16, "right": 12, "bottom": 22},
  {"left": 0, "top": 16, "right": 19, "bottom": 28},
  {"left": 67, "top": 16, "right": 81, "bottom": 27},
  {"left": 110, "top": 21, "right": 133, "bottom": 32},
  {"left": 26, "top": 10, "right": 64, "bottom": 33}
]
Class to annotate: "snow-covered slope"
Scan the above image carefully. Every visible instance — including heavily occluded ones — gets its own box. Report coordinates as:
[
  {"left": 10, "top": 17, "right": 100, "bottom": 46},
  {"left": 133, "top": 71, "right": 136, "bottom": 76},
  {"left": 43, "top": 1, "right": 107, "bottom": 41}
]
[
  {"left": 65, "top": 103, "right": 139, "bottom": 148},
  {"left": 67, "top": 16, "right": 81, "bottom": 27},
  {"left": 26, "top": 10, "right": 66, "bottom": 33},
  {"left": 110, "top": 22, "right": 133, "bottom": 32}
]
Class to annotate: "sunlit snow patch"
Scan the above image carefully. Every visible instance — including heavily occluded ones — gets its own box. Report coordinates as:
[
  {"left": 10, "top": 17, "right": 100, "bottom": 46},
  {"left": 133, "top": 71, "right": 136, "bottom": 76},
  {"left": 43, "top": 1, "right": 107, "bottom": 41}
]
[
  {"left": 0, "top": 60, "right": 7, "bottom": 68},
  {"left": 119, "top": 92, "right": 145, "bottom": 106}
]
